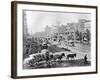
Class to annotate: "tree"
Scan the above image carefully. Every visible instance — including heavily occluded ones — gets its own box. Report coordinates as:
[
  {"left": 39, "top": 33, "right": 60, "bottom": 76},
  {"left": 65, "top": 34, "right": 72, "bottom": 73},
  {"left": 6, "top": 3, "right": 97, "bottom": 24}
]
[
  {"left": 86, "top": 29, "right": 91, "bottom": 44},
  {"left": 79, "top": 32, "right": 82, "bottom": 43},
  {"left": 75, "top": 30, "right": 80, "bottom": 40}
]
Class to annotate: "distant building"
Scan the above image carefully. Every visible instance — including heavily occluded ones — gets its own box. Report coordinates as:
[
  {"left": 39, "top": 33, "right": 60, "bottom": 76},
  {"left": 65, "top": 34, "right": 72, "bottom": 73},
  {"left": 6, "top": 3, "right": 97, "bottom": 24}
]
[
  {"left": 78, "top": 19, "right": 91, "bottom": 32},
  {"left": 23, "top": 11, "right": 30, "bottom": 37}
]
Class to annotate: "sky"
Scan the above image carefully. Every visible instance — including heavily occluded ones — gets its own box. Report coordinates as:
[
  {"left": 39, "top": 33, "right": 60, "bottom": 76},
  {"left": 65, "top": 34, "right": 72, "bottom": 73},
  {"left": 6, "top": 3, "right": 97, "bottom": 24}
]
[{"left": 24, "top": 10, "right": 91, "bottom": 35}]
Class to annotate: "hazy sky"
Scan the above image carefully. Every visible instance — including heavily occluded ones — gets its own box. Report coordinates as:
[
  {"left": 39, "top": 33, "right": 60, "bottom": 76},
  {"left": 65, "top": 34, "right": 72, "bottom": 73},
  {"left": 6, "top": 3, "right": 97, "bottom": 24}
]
[{"left": 24, "top": 10, "right": 90, "bottom": 35}]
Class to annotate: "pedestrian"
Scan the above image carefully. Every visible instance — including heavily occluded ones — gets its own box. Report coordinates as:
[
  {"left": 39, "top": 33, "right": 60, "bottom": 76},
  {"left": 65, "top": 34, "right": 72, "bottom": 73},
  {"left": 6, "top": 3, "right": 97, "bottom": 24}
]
[{"left": 84, "top": 54, "right": 87, "bottom": 64}]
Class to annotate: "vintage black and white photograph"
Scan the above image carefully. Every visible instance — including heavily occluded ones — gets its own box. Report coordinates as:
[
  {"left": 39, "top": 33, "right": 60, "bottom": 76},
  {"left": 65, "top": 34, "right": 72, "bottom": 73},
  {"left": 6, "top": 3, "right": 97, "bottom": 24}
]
[
  {"left": 11, "top": 1, "right": 97, "bottom": 78},
  {"left": 23, "top": 10, "right": 92, "bottom": 69}
]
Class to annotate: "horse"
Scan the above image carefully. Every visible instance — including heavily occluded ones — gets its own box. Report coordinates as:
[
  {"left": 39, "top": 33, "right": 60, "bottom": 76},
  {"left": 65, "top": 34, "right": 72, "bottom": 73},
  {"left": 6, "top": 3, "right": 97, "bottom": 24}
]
[
  {"left": 52, "top": 53, "right": 65, "bottom": 62},
  {"left": 67, "top": 53, "right": 76, "bottom": 60}
]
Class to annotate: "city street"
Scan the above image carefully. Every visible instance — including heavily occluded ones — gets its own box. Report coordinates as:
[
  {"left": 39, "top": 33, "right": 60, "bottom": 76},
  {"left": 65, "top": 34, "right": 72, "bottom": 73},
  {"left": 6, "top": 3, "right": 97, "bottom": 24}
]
[
  {"left": 68, "top": 43, "right": 91, "bottom": 60},
  {"left": 23, "top": 42, "right": 91, "bottom": 69}
]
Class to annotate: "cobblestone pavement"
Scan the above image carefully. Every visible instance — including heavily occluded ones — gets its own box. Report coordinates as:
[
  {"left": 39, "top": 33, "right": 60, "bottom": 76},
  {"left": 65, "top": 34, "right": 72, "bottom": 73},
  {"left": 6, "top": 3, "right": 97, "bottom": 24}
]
[
  {"left": 24, "top": 59, "right": 91, "bottom": 69},
  {"left": 23, "top": 43, "right": 91, "bottom": 69}
]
